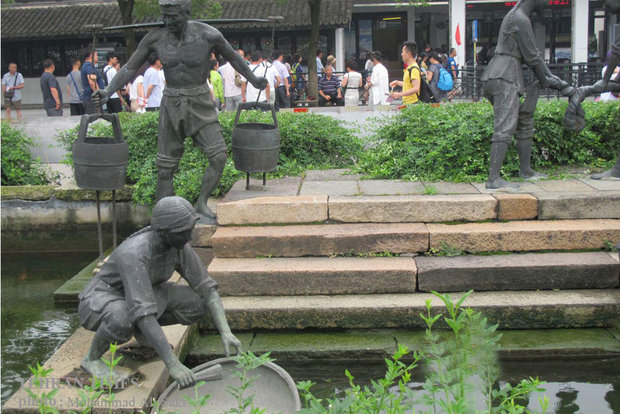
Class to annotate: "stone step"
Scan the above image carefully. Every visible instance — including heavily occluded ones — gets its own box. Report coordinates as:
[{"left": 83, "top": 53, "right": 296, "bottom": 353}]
[
  {"left": 428, "top": 219, "right": 620, "bottom": 253},
  {"left": 416, "top": 252, "right": 620, "bottom": 292},
  {"left": 198, "top": 290, "right": 620, "bottom": 331},
  {"left": 212, "top": 223, "right": 429, "bottom": 258},
  {"left": 212, "top": 220, "right": 620, "bottom": 258},
  {"left": 188, "top": 328, "right": 620, "bottom": 364},
  {"left": 209, "top": 257, "right": 417, "bottom": 296}
]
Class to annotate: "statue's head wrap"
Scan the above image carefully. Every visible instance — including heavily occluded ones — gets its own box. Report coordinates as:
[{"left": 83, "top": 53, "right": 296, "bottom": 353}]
[{"left": 151, "top": 196, "right": 199, "bottom": 233}]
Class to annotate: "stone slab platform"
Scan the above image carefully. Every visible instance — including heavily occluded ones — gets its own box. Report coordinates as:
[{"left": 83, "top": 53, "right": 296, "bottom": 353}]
[
  {"left": 217, "top": 195, "right": 328, "bottom": 225},
  {"left": 416, "top": 252, "right": 620, "bottom": 292},
  {"left": 2, "top": 325, "right": 192, "bottom": 414},
  {"left": 209, "top": 257, "right": 417, "bottom": 296},
  {"left": 198, "top": 289, "right": 620, "bottom": 331},
  {"left": 212, "top": 223, "right": 429, "bottom": 258},
  {"left": 535, "top": 191, "right": 620, "bottom": 219},
  {"left": 428, "top": 219, "right": 620, "bottom": 253},
  {"left": 189, "top": 328, "right": 620, "bottom": 363},
  {"left": 329, "top": 194, "right": 497, "bottom": 223}
]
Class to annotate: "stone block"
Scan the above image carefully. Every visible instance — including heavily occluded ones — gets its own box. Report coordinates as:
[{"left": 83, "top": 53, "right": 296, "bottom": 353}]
[
  {"left": 534, "top": 179, "right": 596, "bottom": 192},
  {"left": 222, "top": 176, "right": 302, "bottom": 202},
  {"left": 471, "top": 181, "right": 544, "bottom": 194},
  {"left": 535, "top": 192, "right": 620, "bottom": 219},
  {"left": 191, "top": 223, "right": 217, "bottom": 247},
  {"left": 415, "top": 252, "right": 619, "bottom": 292},
  {"left": 422, "top": 182, "right": 480, "bottom": 194},
  {"left": 198, "top": 290, "right": 620, "bottom": 331},
  {"left": 212, "top": 223, "right": 429, "bottom": 258},
  {"left": 298, "top": 180, "right": 359, "bottom": 196},
  {"left": 209, "top": 257, "right": 417, "bottom": 296},
  {"left": 428, "top": 219, "right": 620, "bottom": 253},
  {"left": 216, "top": 195, "right": 328, "bottom": 225},
  {"left": 358, "top": 180, "right": 425, "bottom": 196},
  {"left": 185, "top": 333, "right": 254, "bottom": 365},
  {"left": 494, "top": 193, "right": 538, "bottom": 220},
  {"left": 304, "top": 169, "right": 364, "bottom": 181},
  {"left": 578, "top": 178, "right": 620, "bottom": 191},
  {"left": 0, "top": 185, "right": 56, "bottom": 201},
  {"left": 329, "top": 195, "right": 497, "bottom": 223}
]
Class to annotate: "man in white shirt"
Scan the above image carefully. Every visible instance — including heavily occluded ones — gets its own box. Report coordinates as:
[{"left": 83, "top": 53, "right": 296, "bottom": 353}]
[
  {"left": 2, "top": 62, "right": 25, "bottom": 119},
  {"left": 219, "top": 49, "right": 245, "bottom": 111},
  {"left": 241, "top": 50, "right": 269, "bottom": 103},
  {"left": 262, "top": 51, "right": 277, "bottom": 105},
  {"left": 367, "top": 51, "right": 390, "bottom": 106},
  {"left": 272, "top": 50, "right": 290, "bottom": 111},
  {"left": 103, "top": 53, "right": 124, "bottom": 113},
  {"left": 316, "top": 50, "right": 324, "bottom": 78},
  {"left": 143, "top": 52, "right": 163, "bottom": 110}
]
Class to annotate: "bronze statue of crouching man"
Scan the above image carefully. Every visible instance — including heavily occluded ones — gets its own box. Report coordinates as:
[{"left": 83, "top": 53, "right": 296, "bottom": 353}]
[{"left": 78, "top": 196, "right": 241, "bottom": 389}]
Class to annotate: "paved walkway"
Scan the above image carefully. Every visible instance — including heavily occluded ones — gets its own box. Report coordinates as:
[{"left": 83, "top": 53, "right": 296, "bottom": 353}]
[{"left": 222, "top": 168, "right": 620, "bottom": 203}]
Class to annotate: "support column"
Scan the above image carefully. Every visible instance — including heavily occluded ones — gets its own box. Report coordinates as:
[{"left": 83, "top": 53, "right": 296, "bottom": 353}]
[
  {"left": 407, "top": 7, "right": 416, "bottom": 42},
  {"left": 335, "top": 27, "right": 345, "bottom": 72},
  {"left": 571, "top": 0, "right": 589, "bottom": 63},
  {"left": 449, "top": 0, "right": 466, "bottom": 68}
]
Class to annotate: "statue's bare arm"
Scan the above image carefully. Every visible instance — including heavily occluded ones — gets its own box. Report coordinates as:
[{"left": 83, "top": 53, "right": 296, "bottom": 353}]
[{"left": 101, "top": 32, "right": 159, "bottom": 99}]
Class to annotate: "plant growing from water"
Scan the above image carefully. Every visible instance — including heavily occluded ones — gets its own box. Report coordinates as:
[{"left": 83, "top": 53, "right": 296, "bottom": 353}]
[
  {"left": 24, "top": 362, "right": 60, "bottom": 414},
  {"left": 297, "top": 291, "right": 549, "bottom": 413},
  {"left": 227, "top": 351, "right": 275, "bottom": 414},
  {"left": 182, "top": 380, "right": 211, "bottom": 413}
]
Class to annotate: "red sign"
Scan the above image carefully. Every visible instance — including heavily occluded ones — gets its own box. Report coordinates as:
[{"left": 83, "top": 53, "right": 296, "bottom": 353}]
[{"left": 504, "top": 0, "right": 569, "bottom": 5}]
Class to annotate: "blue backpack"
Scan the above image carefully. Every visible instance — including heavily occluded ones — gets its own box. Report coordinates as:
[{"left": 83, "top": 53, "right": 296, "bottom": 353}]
[{"left": 437, "top": 67, "right": 454, "bottom": 91}]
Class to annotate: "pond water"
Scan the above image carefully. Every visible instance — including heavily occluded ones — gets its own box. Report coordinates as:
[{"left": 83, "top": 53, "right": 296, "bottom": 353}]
[
  {"left": 2, "top": 251, "right": 619, "bottom": 413},
  {"left": 281, "top": 358, "right": 620, "bottom": 413},
  {"left": 1, "top": 251, "right": 97, "bottom": 402}
]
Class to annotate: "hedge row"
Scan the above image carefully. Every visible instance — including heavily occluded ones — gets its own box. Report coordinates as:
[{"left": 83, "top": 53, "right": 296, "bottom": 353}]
[{"left": 357, "top": 101, "right": 620, "bottom": 181}]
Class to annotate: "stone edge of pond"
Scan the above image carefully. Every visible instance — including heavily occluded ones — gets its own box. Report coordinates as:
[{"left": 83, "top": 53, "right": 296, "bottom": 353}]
[
  {"left": 1, "top": 185, "right": 135, "bottom": 201},
  {"left": 187, "top": 328, "right": 620, "bottom": 364}
]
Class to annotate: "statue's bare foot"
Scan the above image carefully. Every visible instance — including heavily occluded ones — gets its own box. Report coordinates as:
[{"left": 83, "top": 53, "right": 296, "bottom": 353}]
[
  {"left": 196, "top": 203, "right": 217, "bottom": 225},
  {"left": 520, "top": 168, "right": 548, "bottom": 181},
  {"left": 485, "top": 179, "right": 520, "bottom": 190},
  {"left": 591, "top": 168, "right": 620, "bottom": 180},
  {"left": 81, "top": 359, "right": 123, "bottom": 387}
]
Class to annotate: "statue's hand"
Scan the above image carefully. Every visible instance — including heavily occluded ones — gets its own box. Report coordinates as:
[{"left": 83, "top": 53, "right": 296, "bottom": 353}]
[
  {"left": 251, "top": 76, "right": 268, "bottom": 91},
  {"left": 221, "top": 332, "right": 243, "bottom": 356},
  {"left": 92, "top": 89, "right": 110, "bottom": 109},
  {"left": 169, "top": 361, "right": 197, "bottom": 390}
]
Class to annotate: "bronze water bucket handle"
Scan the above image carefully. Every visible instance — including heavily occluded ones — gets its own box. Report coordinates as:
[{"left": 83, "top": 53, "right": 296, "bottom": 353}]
[
  {"left": 233, "top": 101, "right": 278, "bottom": 129},
  {"left": 77, "top": 113, "right": 124, "bottom": 144}
]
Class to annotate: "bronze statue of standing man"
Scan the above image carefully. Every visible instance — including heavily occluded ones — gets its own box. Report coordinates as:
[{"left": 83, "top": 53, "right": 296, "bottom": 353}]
[
  {"left": 94, "top": 0, "right": 267, "bottom": 223},
  {"left": 481, "top": 0, "right": 574, "bottom": 189}
]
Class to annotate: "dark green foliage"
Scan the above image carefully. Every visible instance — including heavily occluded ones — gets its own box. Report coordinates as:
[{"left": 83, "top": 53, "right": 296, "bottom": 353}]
[
  {"left": 57, "top": 111, "right": 363, "bottom": 206},
  {"left": 358, "top": 101, "right": 620, "bottom": 181},
  {"left": 1, "top": 122, "right": 56, "bottom": 186}
]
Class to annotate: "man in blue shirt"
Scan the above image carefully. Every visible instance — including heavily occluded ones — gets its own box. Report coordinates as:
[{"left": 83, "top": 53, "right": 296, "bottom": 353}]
[
  {"left": 81, "top": 50, "right": 105, "bottom": 114},
  {"left": 318, "top": 65, "right": 343, "bottom": 106}
]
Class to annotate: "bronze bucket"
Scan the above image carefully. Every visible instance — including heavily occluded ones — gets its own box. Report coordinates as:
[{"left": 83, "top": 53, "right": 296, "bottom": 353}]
[
  {"left": 231, "top": 102, "right": 281, "bottom": 174},
  {"left": 72, "top": 113, "right": 128, "bottom": 191}
]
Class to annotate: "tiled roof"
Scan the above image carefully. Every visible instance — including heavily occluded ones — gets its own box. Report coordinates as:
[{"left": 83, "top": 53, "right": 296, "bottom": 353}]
[{"left": 1, "top": 0, "right": 354, "bottom": 41}]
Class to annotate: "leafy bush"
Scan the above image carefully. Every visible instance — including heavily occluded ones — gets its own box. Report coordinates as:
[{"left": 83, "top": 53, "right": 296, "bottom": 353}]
[
  {"left": 57, "top": 111, "right": 363, "bottom": 206},
  {"left": 1, "top": 122, "right": 56, "bottom": 186},
  {"left": 357, "top": 101, "right": 620, "bottom": 181}
]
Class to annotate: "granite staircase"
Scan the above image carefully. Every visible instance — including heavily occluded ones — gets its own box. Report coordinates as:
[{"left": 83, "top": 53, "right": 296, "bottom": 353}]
[{"left": 189, "top": 191, "right": 620, "bottom": 333}]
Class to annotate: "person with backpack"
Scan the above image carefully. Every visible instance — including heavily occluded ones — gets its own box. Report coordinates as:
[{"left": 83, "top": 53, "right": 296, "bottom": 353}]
[
  {"left": 81, "top": 50, "right": 105, "bottom": 114},
  {"left": 426, "top": 52, "right": 453, "bottom": 102},
  {"left": 2, "top": 62, "right": 25, "bottom": 119},
  {"left": 389, "top": 41, "right": 421, "bottom": 105},
  {"left": 66, "top": 57, "right": 85, "bottom": 115}
]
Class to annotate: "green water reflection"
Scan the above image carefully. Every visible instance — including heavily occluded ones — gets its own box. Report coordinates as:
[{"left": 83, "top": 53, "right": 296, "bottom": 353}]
[{"left": 1, "top": 251, "right": 97, "bottom": 401}]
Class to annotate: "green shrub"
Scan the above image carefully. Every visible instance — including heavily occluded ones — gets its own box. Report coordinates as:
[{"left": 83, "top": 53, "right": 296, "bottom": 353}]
[
  {"left": 1, "top": 122, "right": 56, "bottom": 186},
  {"left": 357, "top": 101, "right": 620, "bottom": 181},
  {"left": 57, "top": 111, "right": 362, "bottom": 206}
]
